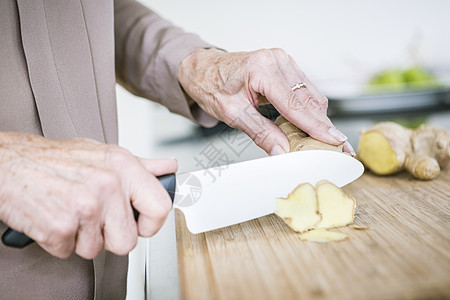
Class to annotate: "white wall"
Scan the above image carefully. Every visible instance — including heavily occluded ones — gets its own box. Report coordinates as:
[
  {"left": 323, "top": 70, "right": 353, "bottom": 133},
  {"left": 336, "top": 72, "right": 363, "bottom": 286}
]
[{"left": 146, "top": 0, "right": 450, "bottom": 88}]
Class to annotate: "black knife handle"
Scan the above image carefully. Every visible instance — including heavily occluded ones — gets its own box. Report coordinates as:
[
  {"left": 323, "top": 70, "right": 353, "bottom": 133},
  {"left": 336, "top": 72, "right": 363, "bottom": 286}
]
[
  {"left": 2, "top": 173, "right": 176, "bottom": 249},
  {"left": 1, "top": 228, "right": 32, "bottom": 248}
]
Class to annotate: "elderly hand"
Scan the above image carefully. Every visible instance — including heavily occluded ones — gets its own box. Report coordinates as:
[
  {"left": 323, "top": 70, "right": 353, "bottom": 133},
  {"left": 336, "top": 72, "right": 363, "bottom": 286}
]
[
  {"left": 0, "top": 132, "right": 176, "bottom": 259},
  {"left": 178, "top": 48, "right": 355, "bottom": 156}
]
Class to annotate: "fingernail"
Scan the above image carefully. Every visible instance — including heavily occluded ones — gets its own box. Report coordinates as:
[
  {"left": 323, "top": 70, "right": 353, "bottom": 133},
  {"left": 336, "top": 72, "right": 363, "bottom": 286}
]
[
  {"left": 343, "top": 141, "right": 356, "bottom": 157},
  {"left": 270, "top": 145, "right": 285, "bottom": 156},
  {"left": 328, "top": 127, "right": 348, "bottom": 142}
]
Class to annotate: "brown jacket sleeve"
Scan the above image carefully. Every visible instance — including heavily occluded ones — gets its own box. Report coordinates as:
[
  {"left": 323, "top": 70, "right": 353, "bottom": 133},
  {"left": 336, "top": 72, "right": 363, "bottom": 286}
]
[{"left": 114, "top": 0, "right": 217, "bottom": 127}]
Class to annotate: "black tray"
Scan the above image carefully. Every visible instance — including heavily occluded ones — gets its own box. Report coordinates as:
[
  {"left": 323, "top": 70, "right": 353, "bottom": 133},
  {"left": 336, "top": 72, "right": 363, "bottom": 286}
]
[{"left": 327, "top": 88, "right": 450, "bottom": 118}]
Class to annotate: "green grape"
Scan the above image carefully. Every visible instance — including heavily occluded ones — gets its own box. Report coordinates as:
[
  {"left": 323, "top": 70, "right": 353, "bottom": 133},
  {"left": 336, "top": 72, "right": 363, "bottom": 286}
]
[
  {"left": 368, "top": 66, "right": 440, "bottom": 93},
  {"left": 369, "top": 69, "right": 407, "bottom": 91},
  {"left": 403, "top": 66, "right": 439, "bottom": 89}
]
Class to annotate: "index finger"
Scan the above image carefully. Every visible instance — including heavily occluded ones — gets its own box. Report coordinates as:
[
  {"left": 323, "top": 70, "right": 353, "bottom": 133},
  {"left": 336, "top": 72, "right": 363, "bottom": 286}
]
[
  {"left": 258, "top": 72, "right": 345, "bottom": 145},
  {"left": 130, "top": 170, "right": 173, "bottom": 237}
]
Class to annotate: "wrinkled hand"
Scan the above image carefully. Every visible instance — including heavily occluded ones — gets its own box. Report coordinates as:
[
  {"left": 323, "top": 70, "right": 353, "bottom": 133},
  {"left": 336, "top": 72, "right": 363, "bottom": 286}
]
[
  {"left": 178, "top": 48, "right": 354, "bottom": 156},
  {"left": 0, "top": 132, "right": 177, "bottom": 259}
]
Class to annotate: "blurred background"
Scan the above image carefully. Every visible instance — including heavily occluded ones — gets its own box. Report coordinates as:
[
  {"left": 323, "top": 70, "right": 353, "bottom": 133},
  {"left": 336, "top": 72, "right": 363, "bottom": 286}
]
[{"left": 120, "top": 1, "right": 450, "bottom": 298}]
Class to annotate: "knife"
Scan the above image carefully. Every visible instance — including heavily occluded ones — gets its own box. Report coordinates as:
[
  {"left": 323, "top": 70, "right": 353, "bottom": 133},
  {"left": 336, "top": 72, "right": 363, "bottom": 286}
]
[
  {"left": 173, "top": 150, "right": 364, "bottom": 234},
  {"left": 2, "top": 150, "right": 364, "bottom": 248}
]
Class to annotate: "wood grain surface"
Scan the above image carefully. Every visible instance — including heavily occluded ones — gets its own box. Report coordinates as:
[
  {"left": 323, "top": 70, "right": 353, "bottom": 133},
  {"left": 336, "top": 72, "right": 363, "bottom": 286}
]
[{"left": 175, "top": 168, "right": 450, "bottom": 300}]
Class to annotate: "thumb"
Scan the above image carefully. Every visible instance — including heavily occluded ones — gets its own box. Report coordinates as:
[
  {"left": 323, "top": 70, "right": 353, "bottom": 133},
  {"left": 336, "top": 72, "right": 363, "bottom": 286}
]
[
  {"left": 139, "top": 158, "right": 178, "bottom": 176},
  {"left": 232, "top": 105, "right": 290, "bottom": 156}
]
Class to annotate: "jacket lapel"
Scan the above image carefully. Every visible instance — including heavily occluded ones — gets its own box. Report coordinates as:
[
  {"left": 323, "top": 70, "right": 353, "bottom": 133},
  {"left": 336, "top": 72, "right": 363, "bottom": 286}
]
[
  {"left": 80, "top": 0, "right": 118, "bottom": 145},
  {"left": 16, "top": 0, "right": 105, "bottom": 142},
  {"left": 16, "top": 1, "right": 111, "bottom": 298}
]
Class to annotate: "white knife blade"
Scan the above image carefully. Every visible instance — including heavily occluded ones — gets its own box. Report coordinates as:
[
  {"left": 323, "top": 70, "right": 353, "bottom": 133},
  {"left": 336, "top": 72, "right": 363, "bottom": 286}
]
[{"left": 173, "top": 150, "right": 364, "bottom": 234}]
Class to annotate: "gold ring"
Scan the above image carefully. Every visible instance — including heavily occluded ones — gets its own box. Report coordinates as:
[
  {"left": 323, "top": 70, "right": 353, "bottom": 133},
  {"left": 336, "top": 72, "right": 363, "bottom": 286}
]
[{"left": 291, "top": 82, "right": 307, "bottom": 91}]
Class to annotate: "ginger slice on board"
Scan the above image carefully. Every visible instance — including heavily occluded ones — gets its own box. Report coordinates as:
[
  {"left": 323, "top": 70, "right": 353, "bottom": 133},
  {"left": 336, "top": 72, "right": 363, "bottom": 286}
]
[
  {"left": 275, "top": 183, "right": 322, "bottom": 233},
  {"left": 315, "top": 181, "right": 356, "bottom": 229},
  {"left": 299, "top": 229, "right": 348, "bottom": 243}
]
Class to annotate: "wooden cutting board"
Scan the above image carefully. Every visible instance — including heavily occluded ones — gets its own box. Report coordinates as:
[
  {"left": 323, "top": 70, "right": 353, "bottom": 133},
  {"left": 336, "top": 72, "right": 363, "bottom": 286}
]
[{"left": 175, "top": 168, "right": 450, "bottom": 300}]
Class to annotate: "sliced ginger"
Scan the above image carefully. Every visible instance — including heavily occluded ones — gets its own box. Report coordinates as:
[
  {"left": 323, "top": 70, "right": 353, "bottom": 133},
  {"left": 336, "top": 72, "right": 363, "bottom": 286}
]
[
  {"left": 275, "top": 183, "right": 321, "bottom": 233},
  {"left": 275, "top": 181, "right": 356, "bottom": 242},
  {"left": 315, "top": 181, "right": 356, "bottom": 229},
  {"left": 299, "top": 229, "right": 348, "bottom": 243},
  {"left": 274, "top": 116, "right": 366, "bottom": 242}
]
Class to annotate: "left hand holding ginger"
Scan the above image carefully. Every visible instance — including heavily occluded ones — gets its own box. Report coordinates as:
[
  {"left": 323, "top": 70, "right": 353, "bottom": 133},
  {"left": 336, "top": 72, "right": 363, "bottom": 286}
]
[{"left": 178, "top": 48, "right": 354, "bottom": 156}]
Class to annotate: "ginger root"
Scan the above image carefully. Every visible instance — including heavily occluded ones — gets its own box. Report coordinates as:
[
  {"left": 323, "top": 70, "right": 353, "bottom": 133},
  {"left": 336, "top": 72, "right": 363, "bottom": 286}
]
[
  {"left": 275, "top": 116, "right": 344, "bottom": 153},
  {"left": 275, "top": 181, "right": 355, "bottom": 243},
  {"left": 358, "top": 122, "right": 450, "bottom": 180}
]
